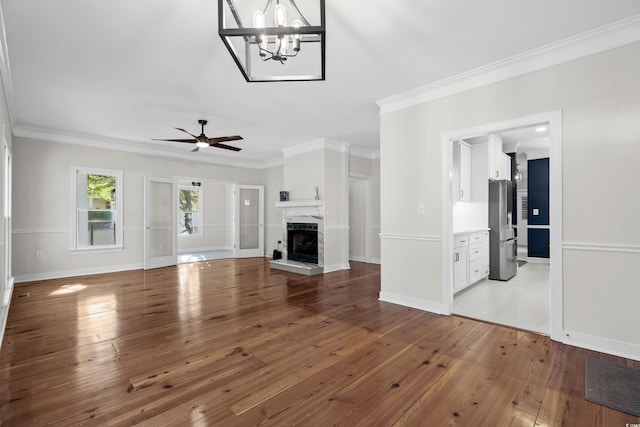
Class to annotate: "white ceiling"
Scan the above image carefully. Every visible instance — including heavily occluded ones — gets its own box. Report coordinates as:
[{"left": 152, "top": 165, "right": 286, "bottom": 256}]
[{"left": 2, "top": 1, "right": 640, "bottom": 167}]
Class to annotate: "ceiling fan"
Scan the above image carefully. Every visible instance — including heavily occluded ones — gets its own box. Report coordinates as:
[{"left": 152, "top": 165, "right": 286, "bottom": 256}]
[{"left": 153, "top": 119, "right": 243, "bottom": 152}]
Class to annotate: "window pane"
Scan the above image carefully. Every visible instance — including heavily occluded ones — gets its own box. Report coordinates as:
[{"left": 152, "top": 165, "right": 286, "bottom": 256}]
[
  {"left": 180, "top": 212, "right": 193, "bottom": 235},
  {"left": 179, "top": 189, "right": 199, "bottom": 212},
  {"left": 76, "top": 171, "right": 118, "bottom": 248}
]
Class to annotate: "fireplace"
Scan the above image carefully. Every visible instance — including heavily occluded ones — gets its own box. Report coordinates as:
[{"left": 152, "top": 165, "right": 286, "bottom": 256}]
[{"left": 287, "top": 222, "right": 318, "bottom": 264}]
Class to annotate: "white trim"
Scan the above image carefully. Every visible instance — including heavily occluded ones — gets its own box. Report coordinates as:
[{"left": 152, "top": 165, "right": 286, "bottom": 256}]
[
  {"left": 276, "top": 200, "right": 325, "bottom": 218},
  {"left": 377, "top": 14, "right": 640, "bottom": 114},
  {"left": 0, "top": 2, "right": 16, "bottom": 127},
  {"left": 527, "top": 225, "right": 550, "bottom": 229},
  {"left": 323, "top": 262, "right": 350, "bottom": 273},
  {"left": 349, "top": 146, "right": 380, "bottom": 160},
  {"left": 69, "top": 246, "right": 124, "bottom": 255},
  {"left": 563, "top": 330, "right": 640, "bottom": 362},
  {"left": 441, "top": 110, "right": 564, "bottom": 341},
  {"left": 379, "top": 233, "right": 441, "bottom": 243},
  {"left": 14, "top": 263, "right": 143, "bottom": 284},
  {"left": 12, "top": 227, "right": 143, "bottom": 234},
  {"left": 71, "top": 166, "right": 123, "bottom": 252},
  {"left": 563, "top": 242, "right": 640, "bottom": 254},
  {"left": 177, "top": 245, "right": 233, "bottom": 255},
  {"left": 281, "top": 138, "right": 349, "bottom": 158},
  {"left": 325, "top": 225, "right": 349, "bottom": 232},
  {"left": 379, "top": 292, "right": 444, "bottom": 315}
]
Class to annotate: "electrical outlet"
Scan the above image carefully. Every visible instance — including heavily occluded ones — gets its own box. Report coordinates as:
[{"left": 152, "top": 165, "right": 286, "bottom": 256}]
[
  {"left": 417, "top": 203, "right": 425, "bottom": 214},
  {"left": 36, "top": 251, "right": 43, "bottom": 258}
]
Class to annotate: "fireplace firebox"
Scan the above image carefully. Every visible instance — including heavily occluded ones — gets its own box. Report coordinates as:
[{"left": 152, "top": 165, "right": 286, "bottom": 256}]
[{"left": 287, "top": 223, "right": 318, "bottom": 264}]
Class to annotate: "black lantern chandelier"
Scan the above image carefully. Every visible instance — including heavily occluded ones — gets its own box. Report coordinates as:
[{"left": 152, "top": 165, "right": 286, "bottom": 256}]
[{"left": 218, "top": 0, "right": 325, "bottom": 82}]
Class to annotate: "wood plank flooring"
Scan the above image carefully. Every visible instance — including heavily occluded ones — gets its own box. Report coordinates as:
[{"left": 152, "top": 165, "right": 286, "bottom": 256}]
[{"left": 0, "top": 258, "right": 638, "bottom": 426}]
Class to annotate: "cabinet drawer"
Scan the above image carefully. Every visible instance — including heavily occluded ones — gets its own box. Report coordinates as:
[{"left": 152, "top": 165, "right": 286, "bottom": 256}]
[
  {"left": 469, "top": 259, "right": 483, "bottom": 283},
  {"left": 469, "top": 244, "right": 482, "bottom": 262},
  {"left": 469, "top": 232, "right": 483, "bottom": 245},
  {"left": 454, "top": 234, "right": 469, "bottom": 248}
]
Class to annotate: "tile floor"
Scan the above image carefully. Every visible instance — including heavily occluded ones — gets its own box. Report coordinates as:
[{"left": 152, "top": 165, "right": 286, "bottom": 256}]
[{"left": 453, "top": 247, "right": 550, "bottom": 335}]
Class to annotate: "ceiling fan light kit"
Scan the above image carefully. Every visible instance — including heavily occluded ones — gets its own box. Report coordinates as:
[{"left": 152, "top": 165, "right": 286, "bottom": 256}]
[
  {"left": 218, "top": 0, "right": 325, "bottom": 82},
  {"left": 153, "top": 119, "right": 243, "bottom": 152}
]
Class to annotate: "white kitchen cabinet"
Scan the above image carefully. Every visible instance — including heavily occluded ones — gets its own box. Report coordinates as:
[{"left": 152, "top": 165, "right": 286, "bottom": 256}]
[
  {"left": 500, "top": 152, "right": 512, "bottom": 181},
  {"left": 453, "top": 230, "right": 489, "bottom": 294},
  {"left": 453, "top": 234, "right": 469, "bottom": 292},
  {"left": 482, "top": 230, "right": 490, "bottom": 277},
  {"left": 488, "top": 134, "right": 511, "bottom": 180},
  {"left": 488, "top": 134, "right": 502, "bottom": 180},
  {"left": 453, "top": 140, "right": 471, "bottom": 202}
]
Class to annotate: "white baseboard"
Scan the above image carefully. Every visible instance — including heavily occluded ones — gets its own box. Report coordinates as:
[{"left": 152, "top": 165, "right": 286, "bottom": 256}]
[
  {"left": 323, "top": 263, "right": 351, "bottom": 273},
  {"left": 563, "top": 330, "right": 640, "bottom": 361},
  {"left": 14, "top": 263, "right": 143, "bottom": 284},
  {"left": 349, "top": 255, "right": 367, "bottom": 262},
  {"left": 177, "top": 246, "right": 232, "bottom": 254},
  {"left": 379, "top": 291, "right": 444, "bottom": 315}
]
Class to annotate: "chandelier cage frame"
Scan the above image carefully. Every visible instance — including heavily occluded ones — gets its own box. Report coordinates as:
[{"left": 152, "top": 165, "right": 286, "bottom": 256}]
[{"left": 218, "top": 0, "right": 326, "bottom": 82}]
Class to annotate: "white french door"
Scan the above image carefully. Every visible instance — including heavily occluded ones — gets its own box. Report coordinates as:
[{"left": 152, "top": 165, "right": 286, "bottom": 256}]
[
  {"left": 144, "top": 177, "right": 177, "bottom": 269},
  {"left": 235, "top": 185, "right": 264, "bottom": 258}
]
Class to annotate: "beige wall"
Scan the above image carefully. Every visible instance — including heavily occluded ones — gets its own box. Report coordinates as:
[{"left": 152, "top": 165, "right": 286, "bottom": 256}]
[
  {"left": 380, "top": 42, "right": 640, "bottom": 356},
  {"left": 12, "top": 137, "right": 264, "bottom": 281}
]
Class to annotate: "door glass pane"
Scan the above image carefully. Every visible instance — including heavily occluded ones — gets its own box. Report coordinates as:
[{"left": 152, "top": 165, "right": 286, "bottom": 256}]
[
  {"left": 239, "top": 188, "right": 259, "bottom": 250},
  {"left": 149, "top": 181, "right": 173, "bottom": 257}
]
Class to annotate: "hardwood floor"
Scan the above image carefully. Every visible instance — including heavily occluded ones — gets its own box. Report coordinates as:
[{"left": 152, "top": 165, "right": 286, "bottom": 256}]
[{"left": 0, "top": 258, "right": 638, "bottom": 426}]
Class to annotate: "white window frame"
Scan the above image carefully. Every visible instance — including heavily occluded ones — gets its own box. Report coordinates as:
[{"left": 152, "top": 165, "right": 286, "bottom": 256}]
[
  {"left": 71, "top": 166, "right": 123, "bottom": 253},
  {"left": 178, "top": 184, "right": 203, "bottom": 238}
]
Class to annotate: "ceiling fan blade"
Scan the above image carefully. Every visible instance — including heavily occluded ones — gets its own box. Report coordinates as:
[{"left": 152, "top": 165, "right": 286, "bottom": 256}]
[
  {"left": 153, "top": 138, "right": 198, "bottom": 143},
  {"left": 191, "top": 146, "right": 199, "bottom": 152},
  {"left": 211, "top": 142, "right": 242, "bottom": 151},
  {"left": 175, "top": 127, "right": 200, "bottom": 139},
  {"left": 207, "top": 135, "right": 243, "bottom": 144}
]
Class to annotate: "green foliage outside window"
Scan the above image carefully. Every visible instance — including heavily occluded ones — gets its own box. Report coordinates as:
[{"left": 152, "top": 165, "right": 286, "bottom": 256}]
[{"left": 87, "top": 174, "right": 116, "bottom": 208}]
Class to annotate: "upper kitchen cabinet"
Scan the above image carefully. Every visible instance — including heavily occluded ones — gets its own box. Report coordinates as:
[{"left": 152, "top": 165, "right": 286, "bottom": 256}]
[
  {"left": 488, "top": 134, "right": 510, "bottom": 180},
  {"left": 453, "top": 140, "right": 471, "bottom": 202}
]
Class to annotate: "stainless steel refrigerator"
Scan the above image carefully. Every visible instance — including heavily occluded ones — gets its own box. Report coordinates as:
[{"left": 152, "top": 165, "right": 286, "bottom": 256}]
[{"left": 489, "top": 180, "right": 517, "bottom": 280}]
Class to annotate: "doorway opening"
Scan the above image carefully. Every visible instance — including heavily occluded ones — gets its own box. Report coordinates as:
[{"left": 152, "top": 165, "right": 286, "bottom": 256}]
[
  {"left": 176, "top": 179, "right": 235, "bottom": 264},
  {"left": 441, "top": 111, "right": 563, "bottom": 341}
]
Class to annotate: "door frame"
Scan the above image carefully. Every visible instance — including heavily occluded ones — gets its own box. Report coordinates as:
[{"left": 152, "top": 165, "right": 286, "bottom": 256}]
[
  {"left": 440, "top": 110, "right": 563, "bottom": 342},
  {"left": 234, "top": 184, "right": 264, "bottom": 258},
  {"left": 144, "top": 176, "right": 178, "bottom": 269}
]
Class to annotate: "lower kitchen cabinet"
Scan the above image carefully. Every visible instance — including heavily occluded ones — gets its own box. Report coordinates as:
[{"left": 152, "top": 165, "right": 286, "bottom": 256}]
[{"left": 453, "top": 230, "right": 489, "bottom": 294}]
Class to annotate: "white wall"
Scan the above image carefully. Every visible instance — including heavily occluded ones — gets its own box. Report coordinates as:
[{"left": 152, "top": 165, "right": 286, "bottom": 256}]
[
  {"left": 12, "top": 137, "right": 264, "bottom": 281},
  {"left": 379, "top": 42, "right": 640, "bottom": 358},
  {"left": 0, "top": 62, "right": 13, "bottom": 345},
  {"left": 262, "top": 164, "right": 284, "bottom": 257},
  {"left": 282, "top": 145, "right": 350, "bottom": 271}
]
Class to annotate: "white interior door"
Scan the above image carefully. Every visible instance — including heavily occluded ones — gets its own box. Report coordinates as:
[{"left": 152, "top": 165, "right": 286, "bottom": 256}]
[
  {"left": 144, "top": 177, "right": 177, "bottom": 269},
  {"left": 235, "top": 185, "right": 264, "bottom": 258}
]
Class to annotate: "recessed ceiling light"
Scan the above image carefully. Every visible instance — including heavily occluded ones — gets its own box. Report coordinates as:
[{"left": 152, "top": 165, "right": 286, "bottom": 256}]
[{"left": 536, "top": 126, "right": 547, "bottom": 132}]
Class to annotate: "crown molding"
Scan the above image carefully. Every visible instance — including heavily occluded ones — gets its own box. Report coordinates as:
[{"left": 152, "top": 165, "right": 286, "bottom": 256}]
[
  {"left": 13, "top": 125, "right": 270, "bottom": 170},
  {"left": 281, "top": 138, "right": 349, "bottom": 158},
  {"left": 377, "top": 14, "right": 640, "bottom": 114},
  {"left": 349, "top": 145, "right": 380, "bottom": 160}
]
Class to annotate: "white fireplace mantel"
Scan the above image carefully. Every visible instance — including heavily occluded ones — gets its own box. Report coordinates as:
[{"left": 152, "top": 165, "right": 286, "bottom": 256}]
[{"left": 275, "top": 200, "right": 325, "bottom": 218}]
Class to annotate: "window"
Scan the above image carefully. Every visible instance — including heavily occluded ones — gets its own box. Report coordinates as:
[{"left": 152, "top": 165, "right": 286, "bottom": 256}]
[
  {"left": 72, "top": 167, "right": 122, "bottom": 251},
  {"left": 179, "top": 185, "right": 202, "bottom": 237}
]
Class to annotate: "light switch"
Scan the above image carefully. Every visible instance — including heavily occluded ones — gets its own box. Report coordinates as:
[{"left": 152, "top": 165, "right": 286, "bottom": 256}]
[
  {"left": 417, "top": 203, "right": 425, "bottom": 214},
  {"left": 533, "top": 208, "right": 539, "bottom": 216}
]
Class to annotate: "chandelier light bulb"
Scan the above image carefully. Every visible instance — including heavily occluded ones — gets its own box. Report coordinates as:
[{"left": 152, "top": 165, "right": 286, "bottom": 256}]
[
  {"left": 274, "top": 4, "right": 287, "bottom": 27},
  {"left": 292, "top": 19, "right": 301, "bottom": 51},
  {"left": 279, "top": 35, "right": 288, "bottom": 57},
  {"left": 253, "top": 10, "right": 265, "bottom": 28}
]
